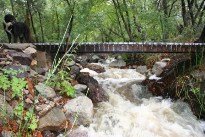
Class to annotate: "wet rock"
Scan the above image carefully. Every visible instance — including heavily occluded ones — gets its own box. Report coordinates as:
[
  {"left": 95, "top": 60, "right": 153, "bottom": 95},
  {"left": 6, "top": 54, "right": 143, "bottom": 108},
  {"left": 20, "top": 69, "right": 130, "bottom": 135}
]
[
  {"left": 64, "top": 96, "right": 93, "bottom": 126},
  {"left": 144, "top": 54, "right": 191, "bottom": 96},
  {"left": 35, "top": 83, "right": 56, "bottom": 98},
  {"left": 74, "top": 84, "right": 87, "bottom": 93},
  {"left": 85, "top": 63, "right": 105, "bottom": 73},
  {"left": 8, "top": 51, "right": 32, "bottom": 65},
  {"left": 63, "top": 127, "right": 88, "bottom": 137},
  {"left": 136, "top": 66, "right": 148, "bottom": 75},
  {"left": 0, "top": 94, "right": 13, "bottom": 116},
  {"left": 70, "top": 65, "right": 80, "bottom": 79},
  {"left": 3, "top": 65, "right": 29, "bottom": 78},
  {"left": 116, "top": 82, "right": 150, "bottom": 104},
  {"left": 76, "top": 72, "right": 108, "bottom": 103},
  {"left": 80, "top": 68, "right": 98, "bottom": 76},
  {"left": 152, "top": 61, "right": 167, "bottom": 76},
  {"left": 42, "top": 130, "right": 56, "bottom": 137},
  {"left": 109, "top": 59, "right": 126, "bottom": 68},
  {"left": 91, "top": 54, "right": 100, "bottom": 62},
  {"left": 38, "top": 107, "right": 67, "bottom": 131}
]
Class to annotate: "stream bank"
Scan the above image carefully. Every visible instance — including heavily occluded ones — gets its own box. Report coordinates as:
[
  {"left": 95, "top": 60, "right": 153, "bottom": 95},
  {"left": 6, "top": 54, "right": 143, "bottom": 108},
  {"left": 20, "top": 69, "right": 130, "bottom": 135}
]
[{"left": 0, "top": 43, "right": 204, "bottom": 136}]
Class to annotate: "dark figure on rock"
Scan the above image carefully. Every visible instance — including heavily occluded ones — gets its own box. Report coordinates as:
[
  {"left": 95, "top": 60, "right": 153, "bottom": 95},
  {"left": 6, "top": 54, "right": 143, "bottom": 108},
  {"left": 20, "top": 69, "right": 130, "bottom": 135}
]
[{"left": 3, "top": 14, "right": 31, "bottom": 43}]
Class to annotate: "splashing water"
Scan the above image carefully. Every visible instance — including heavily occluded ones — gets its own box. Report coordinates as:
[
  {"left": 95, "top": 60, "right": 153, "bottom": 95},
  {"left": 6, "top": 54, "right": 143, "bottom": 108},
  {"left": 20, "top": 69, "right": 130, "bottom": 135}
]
[{"left": 77, "top": 60, "right": 205, "bottom": 137}]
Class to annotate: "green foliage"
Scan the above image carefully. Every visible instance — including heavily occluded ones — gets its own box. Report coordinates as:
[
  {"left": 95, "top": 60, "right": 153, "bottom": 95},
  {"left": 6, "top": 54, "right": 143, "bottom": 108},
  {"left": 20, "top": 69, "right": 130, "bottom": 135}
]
[
  {"left": 0, "top": 74, "right": 10, "bottom": 91},
  {"left": 25, "top": 108, "right": 38, "bottom": 131},
  {"left": 0, "top": 68, "right": 38, "bottom": 134},
  {"left": 11, "top": 77, "right": 27, "bottom": 98},
  {"left": 0, "top": 69, "right": 27, "bottom": 98},
  {"left": 176, "top": 76, "right": 205, "bottom": 118},
  {"left": 47, "top": 69, "right": 76, "bottom": 98}
]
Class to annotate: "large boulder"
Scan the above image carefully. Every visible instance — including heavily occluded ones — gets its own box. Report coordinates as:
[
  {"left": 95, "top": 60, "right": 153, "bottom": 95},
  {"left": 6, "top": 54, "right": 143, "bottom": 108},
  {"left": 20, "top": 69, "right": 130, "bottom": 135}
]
[
  {"left": 38, "top": 107, "right": 67, "bottom": 131},
  {"left": 76, "top": 72, "right": 108, "bottom": 103},
  {"left": 7, "top": 51, "right": 32, "bottom": 66},
  {"left": 64, "top": 96, "right": 93, "bottom": 126}
]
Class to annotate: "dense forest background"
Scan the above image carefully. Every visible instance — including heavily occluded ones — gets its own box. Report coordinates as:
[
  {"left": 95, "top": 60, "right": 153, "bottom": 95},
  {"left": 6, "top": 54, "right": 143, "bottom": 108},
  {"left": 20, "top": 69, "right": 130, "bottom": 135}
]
[{"left": 0, "top": 0, "right": 205, "bottom": 43}]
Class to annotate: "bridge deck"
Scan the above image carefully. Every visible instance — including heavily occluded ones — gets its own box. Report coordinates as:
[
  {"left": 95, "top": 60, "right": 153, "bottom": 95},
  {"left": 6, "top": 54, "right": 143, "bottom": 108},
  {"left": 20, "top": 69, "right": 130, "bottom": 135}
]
[
  {"left": 1, "top": 42, "right": 205, "bottom": 53},
  {"left": 34, "top": 42, "right": 205, "bottom": 53}
]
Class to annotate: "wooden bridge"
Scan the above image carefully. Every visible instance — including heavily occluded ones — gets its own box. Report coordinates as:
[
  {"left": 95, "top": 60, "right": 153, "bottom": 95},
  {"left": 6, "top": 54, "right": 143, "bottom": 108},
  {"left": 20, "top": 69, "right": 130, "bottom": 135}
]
[
  {"left": 1, "top": 42, "right": 205, "bottom": 53},
  {"left": 34, "top": 42, "right": 205, "bottom": 53}
]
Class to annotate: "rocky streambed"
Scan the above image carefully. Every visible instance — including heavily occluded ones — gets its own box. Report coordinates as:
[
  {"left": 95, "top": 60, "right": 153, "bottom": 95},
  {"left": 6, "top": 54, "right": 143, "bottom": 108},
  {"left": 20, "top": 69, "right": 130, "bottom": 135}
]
[{"left": 0, "top": 43, "right": 204, "bottom": 137}]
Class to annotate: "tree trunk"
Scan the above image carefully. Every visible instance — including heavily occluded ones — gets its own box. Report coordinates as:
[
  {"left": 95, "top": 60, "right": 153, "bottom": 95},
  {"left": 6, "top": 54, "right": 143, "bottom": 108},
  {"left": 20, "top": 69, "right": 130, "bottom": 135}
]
[
  {"left": 38, "top": 12, "right": 45, "bottom": 42},
  {"left": 9, "top": 0, "right": 15, "bottom": 16},
  {"left": 26, "top": 0, "right": 38, "bottom": 42},
  {"left": 181, "top": 0, "right": 188, "bottom": 27}
]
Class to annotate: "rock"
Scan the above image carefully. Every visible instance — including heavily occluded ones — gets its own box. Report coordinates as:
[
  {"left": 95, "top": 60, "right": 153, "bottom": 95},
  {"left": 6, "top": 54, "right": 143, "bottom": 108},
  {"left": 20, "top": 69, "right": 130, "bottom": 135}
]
[
  {"left": 25, "top": 98, "right": 33, "bottom": 104},
  {"left": 8, "top": 51, "right": 32, "bottom": 65},
  {"left": 23, "top": 47, "right": 37, "bottom": 55},
  {"left": 1, "top": 130, "right": 14, "bottom": 137},
  {"left": 91, "top": 54, "right": 100, "bottom": 62},
  {"left": 116, "top": 82, "right": 151, "bottom": 104},
  {"left": 3, "top": 65, "right": 29, "bottom": 78},
  {"left": 152, "top": 61, "right": 167, "bottom": 76},
  {"left": 136, "top": 66, "right": 147, "bottom": 74},
  {"left": 80, "top": 68, "right": 98, "bottom": 76},
  {"left": 109, "top": 59, "right": 126, "bottom": 68},
  {"left": 74, "top": 84, "right": 87, "bottom": 93},
  {"left": 64, "top": 96, "right": 93, "bottom": 126},
  {"left": 85, "top": 63, "right": 105, "bottom": 73},
  {"left": 2, "top": 43, "right": 35, "bottom": 50},
  {"left": 38, "top": 107, "right": 67, "bottom": 131},
  {"left": 0, "top": 94, "right": 13, "bottom": 116},
  {"left": 35, "top": 83, "right": 56, "bottom": 98},
  {"left": 64, "top": 127, "right": 89, "bottom": 137},
  {"left": 70, "top": 65, "right": 80, "bottom": 79},
  {"left": 37, "top": 101, "right": 55, "bottom": 116},
  {"left": 42, "top": 130, "right": 56, "bottom": 137},
  {"left": 77, "top": 73, "right": 109, "bottom": 103}
]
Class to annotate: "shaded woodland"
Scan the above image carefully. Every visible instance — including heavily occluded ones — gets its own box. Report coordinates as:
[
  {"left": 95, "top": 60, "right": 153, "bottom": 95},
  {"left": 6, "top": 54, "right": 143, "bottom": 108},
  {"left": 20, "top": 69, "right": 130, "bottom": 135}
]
[{"left": 0, "top": 0, "right": 205, "bottom": 43}]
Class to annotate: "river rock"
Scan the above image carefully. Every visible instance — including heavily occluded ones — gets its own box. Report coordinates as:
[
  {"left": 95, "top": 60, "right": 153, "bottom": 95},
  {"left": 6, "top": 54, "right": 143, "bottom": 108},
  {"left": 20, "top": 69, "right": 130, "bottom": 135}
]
[
  {"left": 63, "top": 127, "right": 89, "bottom": 137},
  {"left": 85, "top": 63, "right": 105, "bottom": 73},
  {"left": 109, "top": 59, "right": 126, "bottom": 68},
  {"left": 152, "top": 61, "right": 167, "bottom": 76},
  {"left": 70, "top": 65, "right": 81, "bottom": 79},
  {"left": 3, "top": 65, "right": 29, "bottom": 78},
  {"left": 64, "top": 96, "right": 93, "bottom": 126},
  {"left": 0, "top": 94, "right": 13, "bottom": 116},
  {"left": 38, "top": 107, "right": 67, "bottom": 131},
  {"left": 8, "top": 51, "right": 32, "bottom": 65},
  {"left": 91, "top": 54, "right": 100, "bottom": 62},
  {"left": 35, "top": 83, "right": 56, "bottom": 98},
  {"left": 116, "top": 82, "right": 150, "bottom": 104},
  {"left": 74, "top": 84, "right": 87, "bottom": 93},
  {"left": 23, "top": 47, "right": 37, "bottom": 55},
  {"left": 136, "top": 66, "right": 148, "bottom": 74},
  {"left": 76, "top": 72, "right": 109, "bottom": 103}
]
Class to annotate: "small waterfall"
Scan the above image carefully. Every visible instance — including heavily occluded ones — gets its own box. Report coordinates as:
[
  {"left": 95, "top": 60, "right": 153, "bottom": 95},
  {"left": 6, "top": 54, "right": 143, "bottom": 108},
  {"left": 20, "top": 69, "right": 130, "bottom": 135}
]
[{"left": 78, "top": 59, "right": 205, "bottom": 137}]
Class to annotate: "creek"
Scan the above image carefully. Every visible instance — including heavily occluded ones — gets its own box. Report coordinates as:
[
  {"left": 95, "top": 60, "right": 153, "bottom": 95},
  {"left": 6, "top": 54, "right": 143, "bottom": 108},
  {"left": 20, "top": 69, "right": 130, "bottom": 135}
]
[{"left": 77, "top": 58, "right": 205, "bottom": 137}]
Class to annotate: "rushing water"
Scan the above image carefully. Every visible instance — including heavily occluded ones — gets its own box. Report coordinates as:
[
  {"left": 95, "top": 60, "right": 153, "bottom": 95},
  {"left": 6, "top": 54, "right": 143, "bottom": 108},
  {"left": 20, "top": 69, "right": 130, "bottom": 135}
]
[{"left": 77, "top": 59, "right": 205, "bottom": 137}]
